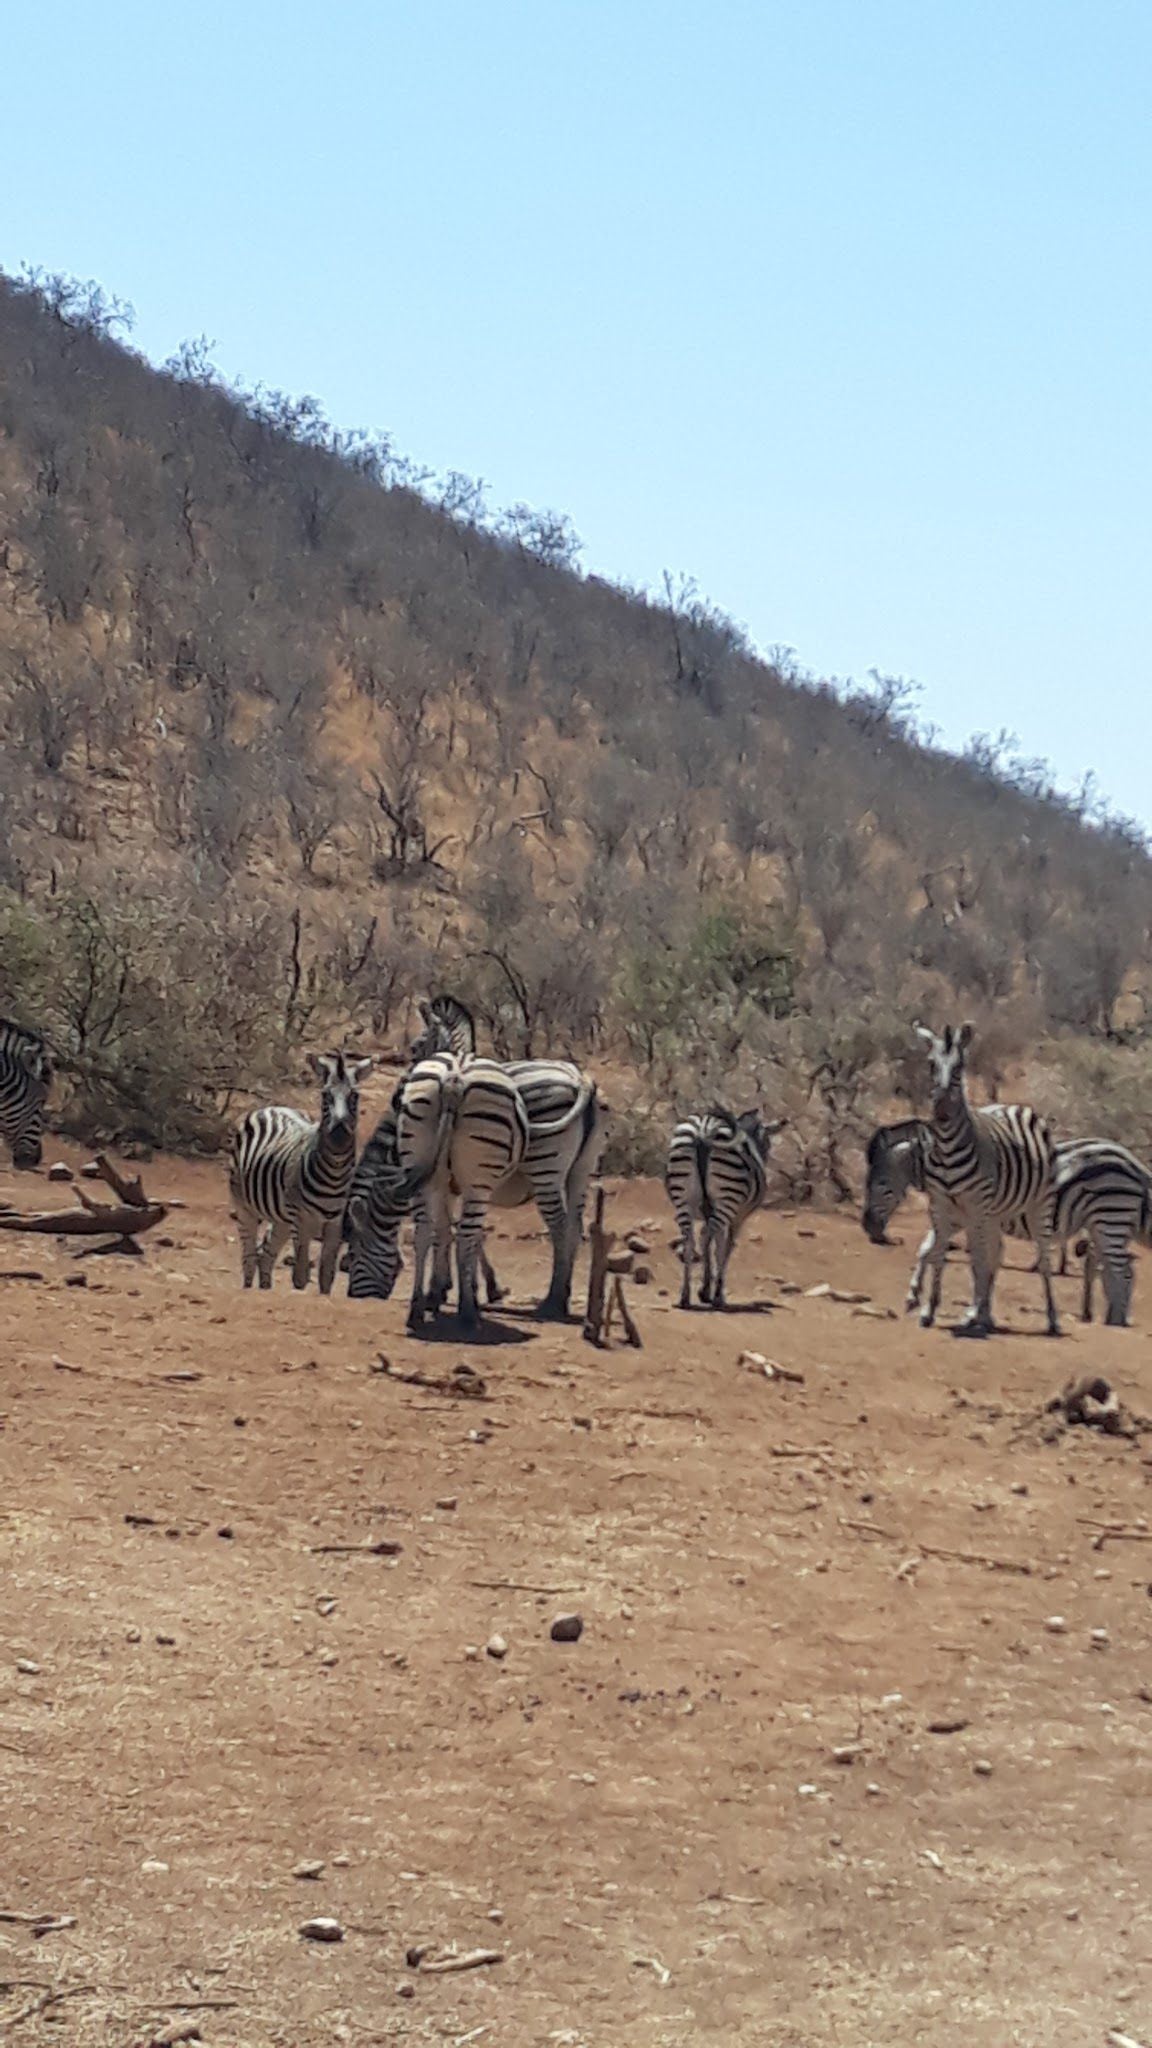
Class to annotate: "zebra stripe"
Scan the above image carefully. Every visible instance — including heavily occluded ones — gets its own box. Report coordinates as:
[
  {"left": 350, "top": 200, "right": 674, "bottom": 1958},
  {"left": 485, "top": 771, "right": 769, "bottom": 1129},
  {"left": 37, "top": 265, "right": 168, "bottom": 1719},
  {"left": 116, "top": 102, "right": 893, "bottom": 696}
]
[
  {"left": 664, "top": 1106, "right": 782, "bottom": 1310},
  {"left": 913, "top": 1022, "right": 1058, "bottom": 1336},
  {"left": 0, "top": 1017, "right": 52, "bottom": 1169},
  {"left": 864, "top": 1116, "right": 1152, "bottom": 1325},
  {"left": 395, "top": 1052, "right": 530, "bottom": 1329},
  {"left": 405, "top": 996, "right": 607, "bottom": 1317},
  {"left": 343, "top": 1106, "right": 507, "bottom": 1306},
  {"left": 229, "top": 1051, "right": 371, "bottom": 1293}
]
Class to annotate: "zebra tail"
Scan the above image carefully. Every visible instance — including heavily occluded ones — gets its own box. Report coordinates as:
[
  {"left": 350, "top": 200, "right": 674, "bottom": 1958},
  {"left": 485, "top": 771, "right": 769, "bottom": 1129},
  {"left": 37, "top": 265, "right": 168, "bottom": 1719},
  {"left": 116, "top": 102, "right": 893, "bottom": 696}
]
[{"left": 695, "top": 1134, "right": 714, "bottom": 1224}]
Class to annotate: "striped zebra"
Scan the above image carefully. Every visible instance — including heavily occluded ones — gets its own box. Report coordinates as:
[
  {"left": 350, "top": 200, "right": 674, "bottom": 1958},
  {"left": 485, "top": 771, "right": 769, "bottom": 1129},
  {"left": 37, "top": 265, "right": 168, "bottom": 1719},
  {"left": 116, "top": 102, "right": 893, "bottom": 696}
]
[
  {"left": 230, "top": 1051, "right": 372, "bottom": 1292},
  {"left": 0, "top": 1017, "right": 52, "bottom": 1169},
  {"left": 665, "top": 1106, "right": 784, "bottom": 1310},
  {"left": 343, "top": 1103, "right": 506, "bottom": 1306},
  {"left": 912, "top": 1022, "right": 1059, "bottom": 1337},
  {"left": 863, "top": 1116, "right": 1152, "bottom": 1325},
  {"left": 394, "top": 1051, "right": 531, "bottom": 1330},
  {"left": 405, "top": 995, "right": 608, "bottom": 1318}
]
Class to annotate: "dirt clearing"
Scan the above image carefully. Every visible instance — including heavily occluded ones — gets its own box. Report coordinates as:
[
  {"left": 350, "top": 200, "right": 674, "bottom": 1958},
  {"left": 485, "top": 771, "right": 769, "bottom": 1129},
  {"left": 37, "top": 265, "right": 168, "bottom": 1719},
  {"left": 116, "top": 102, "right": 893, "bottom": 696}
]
[{"left": 2, "top": 1149, "right": 1151, "bottom": 2046}]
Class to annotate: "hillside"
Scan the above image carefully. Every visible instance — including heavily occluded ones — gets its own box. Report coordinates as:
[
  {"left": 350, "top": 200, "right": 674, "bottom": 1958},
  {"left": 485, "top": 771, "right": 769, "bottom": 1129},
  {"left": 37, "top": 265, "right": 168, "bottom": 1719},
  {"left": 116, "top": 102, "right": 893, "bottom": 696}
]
[{"left": 2, "top": 265, "right": 1151, "bottom": 1181}]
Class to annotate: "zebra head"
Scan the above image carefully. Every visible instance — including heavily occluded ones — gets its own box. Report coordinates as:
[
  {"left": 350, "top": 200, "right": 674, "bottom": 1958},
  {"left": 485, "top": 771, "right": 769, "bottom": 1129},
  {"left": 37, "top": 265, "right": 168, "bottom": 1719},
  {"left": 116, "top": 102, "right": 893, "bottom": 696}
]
[
  {"left": 345, "top": 1190, "right": 404, "bottom": 1300},
  {"left": 408, "top": 995, "right": 477, "bottom": 1065},
  {"left": 862, "top": 1119, "right": 927, "bottom": 1243},
  {"left": 914, "top": 1021, "right": 974, "bottom": 1122},
  {"left": 309, "top": 1051, "right": 373, "bottom": 1151},
  {"left": 0, "top": 1022, "right": 53, "bottom": 1169},
  {"left": 734, "top": 1109, "right": 786, "bottom": 1164}
]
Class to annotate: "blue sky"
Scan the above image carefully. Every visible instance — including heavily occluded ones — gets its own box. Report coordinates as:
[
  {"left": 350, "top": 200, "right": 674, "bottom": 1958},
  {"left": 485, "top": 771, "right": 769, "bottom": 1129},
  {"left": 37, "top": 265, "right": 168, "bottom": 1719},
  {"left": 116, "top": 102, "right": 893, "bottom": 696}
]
[{"left": 5, "top": 2, "right": 1151, "bottom": 822}]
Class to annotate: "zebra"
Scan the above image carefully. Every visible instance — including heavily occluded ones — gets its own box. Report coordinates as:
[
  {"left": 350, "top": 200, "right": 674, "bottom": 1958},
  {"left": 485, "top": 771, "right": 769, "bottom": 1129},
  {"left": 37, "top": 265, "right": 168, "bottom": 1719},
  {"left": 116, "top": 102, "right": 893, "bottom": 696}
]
[
  {"left": 911, "top": 1022, "right": 1059, "bottom": 1337},
  {"left": 393, "top": 1051, "right": 531, "bottom": 1330},
  {"left": 230, "top": 1051, "right": 372, "bottom": 1292},
  {"left": 0, "top": 1017, "right": 52, "bottom": 1169},
  {"left": 664, "top": 1106, "right": 784, "bottom": 1310},
  {"left": 343, "top": 1103, "right": 507, "bottom": 1306},
  {"left": 863, "top": 1116, "right": 1152, "bottom": 1325},
  {"left": 405, "top": 995, "right": 608, "bottom": 1318}
]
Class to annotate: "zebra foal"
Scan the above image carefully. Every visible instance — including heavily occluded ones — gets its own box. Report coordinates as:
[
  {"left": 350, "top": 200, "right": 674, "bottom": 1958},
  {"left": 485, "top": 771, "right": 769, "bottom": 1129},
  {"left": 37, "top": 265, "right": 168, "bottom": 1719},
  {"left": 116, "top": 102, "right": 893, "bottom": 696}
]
[
  {"left": 230, "top": 1051, "right": 372, "bottom": 1292},
  {"left": 0, "top": 1017, "right": 53, "bottom": 1169},
  {"left": 665, "top": 1106, "right": 784, "bottom": 1310},
  {"left": 912, "top": 1022, "right": 1059, "bottom": 1337}
]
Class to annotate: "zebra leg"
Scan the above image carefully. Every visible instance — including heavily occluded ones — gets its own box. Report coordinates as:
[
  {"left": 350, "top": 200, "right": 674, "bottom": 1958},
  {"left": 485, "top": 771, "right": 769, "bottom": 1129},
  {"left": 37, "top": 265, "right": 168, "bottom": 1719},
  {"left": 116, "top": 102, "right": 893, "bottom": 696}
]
[
  {"left": 291, "top": 1219, "right": 315, "bottom": 1291},
  {"left": 678, "top": 1213, "right": 695, "bottom": 1310},
  {"left": 1080, "top": 1239, "right": 1096, "bottom": 1323},
  {"left": 456, "top": 1196, "right": 486, "bottom": 1330},
  {"left": 1032, "top": 1222, "right": 1060, "bottom": 1337},
  {"left": 481, "top": 1245, "right": 507, "bottom": 1305},
  {"left": 915, "top": 1225, "right": 948, "bottom": 1327},
  {"left": 1100, "top": 1236, "right": 1133, "bottom": 1327},
  {"left": 428, "top": 1202, "right": 454, "bottom": 1314},
  {"left": 958, "top": 1216, "right": 1002, "bottom": 1336},
  {"left": 406, "top": 1198, "right": 434, "bottom": 1329},
  {"left": 316, "top": 1218, "right": 343, "bottom": 1297},
  {"left": 535, "top": 1186, "right": 574, "bottom": 1319},
  {"left": 698, "top": 1224, "right": 716, "bottom": 1305},
  {"left": 235, "top": 1203, "right": 260, "bottom": 1289},
  {"left": 907, "top": 1225, "right": 935, "bottom": 1316},
  {"left": 258, "top": 1217, "right": 292, "bottom": 1290},
  {"left": 711, "top": 1222, "right": 734, "bottom": 1310}
]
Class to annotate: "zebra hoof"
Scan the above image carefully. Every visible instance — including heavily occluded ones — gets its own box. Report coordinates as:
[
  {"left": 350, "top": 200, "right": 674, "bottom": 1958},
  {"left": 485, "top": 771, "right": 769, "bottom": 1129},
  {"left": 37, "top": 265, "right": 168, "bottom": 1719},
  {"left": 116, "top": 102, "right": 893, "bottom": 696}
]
[{"left": 535, "top": 1298, "right": 570, "bottom": 1322}]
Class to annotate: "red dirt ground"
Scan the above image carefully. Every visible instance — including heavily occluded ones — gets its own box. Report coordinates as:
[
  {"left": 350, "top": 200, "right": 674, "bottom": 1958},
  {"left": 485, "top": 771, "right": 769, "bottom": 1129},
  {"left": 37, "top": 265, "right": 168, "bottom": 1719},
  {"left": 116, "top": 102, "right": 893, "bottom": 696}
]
[{"left": 2, "top": 1140, "right": 1151, "bottom": 2048}]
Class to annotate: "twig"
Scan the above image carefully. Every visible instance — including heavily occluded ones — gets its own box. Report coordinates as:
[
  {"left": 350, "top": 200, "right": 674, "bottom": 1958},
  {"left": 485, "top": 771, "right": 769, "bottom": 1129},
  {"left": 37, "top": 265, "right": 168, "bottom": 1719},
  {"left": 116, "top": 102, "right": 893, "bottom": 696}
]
[
  {"left": 308, "top": 1540, "right": 403, "bottom": 1557},
  {"left": 0, "top": 1911, "right": 76, "bottom": 1931},
  {"left": 0, "top": 1271, "right": 44, "bottom": 1283},
  {"left": 469, "top": 1579, "right": 578, "bottom": 1594},
  {"left": 416, "top": 1947, "right": 503, "bottom": 1975},
  {"left": 0, "top": 1982, "right": 95, "bottom": 2028},
  {"left": 918, "top": 1543, "right": 1032, "bottom": 1576},
  {"left": 0, "top": 1202, "right": 166, "bottom": 1238},
  {"left": 1077, "top": 1519, "right": 1152, "bottom": 1550}
]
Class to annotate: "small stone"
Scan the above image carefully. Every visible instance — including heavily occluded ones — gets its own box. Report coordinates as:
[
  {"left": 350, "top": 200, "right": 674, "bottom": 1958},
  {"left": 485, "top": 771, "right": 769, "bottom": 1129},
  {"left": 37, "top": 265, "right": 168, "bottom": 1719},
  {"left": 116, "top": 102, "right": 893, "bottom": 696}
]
[
  {"left": 316, "top": 1597, "right": 337, "bottom": 1617},
  {"left": 831, "top": 1745, "right": 859, "bottom": 1765},
  {"left": 64, "top": 1273, "right": 88, "bottom": 1289},
  {"left": 300, "top": 1917, "right": 344, "bottom": 1942},
  {"left": 626, "top": 1236, "right": 650, "bottom": 1255},
  {"left": 1044, "top": 1615, "right": 1068, "bottom": 1634},
  {"left": 331, "top": 1854, "right": 351, "bottom": 1869},
  {"left": 633, "top": 1264, "right": 652, "bottom": 1284},
  {"left": 464, "top": 1645, "right": 479, "bottom": 1661},
  {"left": 15, "top": 1659, "right": 40, "bottom": 1676},
  {"left": 866, "top": 1782, "right": 883, "bottom": 1797},
  {"left": 973, "top": 1760, "right": 993, "bottom": 1776},
  {"left": 293, "top": 1860, "right": 325, "bottom": 1880},
  {"left": 126, "top": 1627, "right": 142, "bottom": 1643},
  {"left": 805, "top": 1282, "right": 834, "bottom": 1297},
  {"left": 141, "top": 1858, "right": 169, "bottom": 1874},
  {"left": 318, "top": 1648, "right": 338, "bottom": 1667},
  {"left": 217, "top": 1525, "right": 234, "bottom": 1540},
  {"left": 435, "top": 1497, "right": 458, "bottom": 1511},
  {"left": 779, "top": 1282, "right": 802, "bottom": 1295},
  {"left": 620, "top": 1603, "right": 634, "bottom": 1620},
  {"left": 797, "top": 1782, "right": 818, "bottom": 1797},
  {"left": 396, "top": 1981, "right": 415, "bottom": 1999},
  {"left": 486, "top": 1633, "right": 508, "bottom": 1660},
  {"left": 1090, "top": 1628, "right": 1110, "bottom": 1649},
  {"left": 79, "top": 1161, "right": 104, "bottom": 1179},
  {"left": 488, "top": 1908, "right": 504, "bottom": 1923},
  {"left": 1010, "top": 1483, "right": 1028, "bottom": 1496},
  {"left": 47, "top": 1162, "right": 74, "bottom": 1183},
  {"left": 550, "top": 1612, "right": 584, "bottom": 1643}
]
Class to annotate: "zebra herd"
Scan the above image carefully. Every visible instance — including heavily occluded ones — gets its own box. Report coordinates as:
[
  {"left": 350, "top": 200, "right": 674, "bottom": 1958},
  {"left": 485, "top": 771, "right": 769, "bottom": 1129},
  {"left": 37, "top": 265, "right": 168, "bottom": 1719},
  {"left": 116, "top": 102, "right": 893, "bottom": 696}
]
[
  {"left": 229, "top": 996, "right": 607, "bottom": 1330},
  {"left": 864, "top": 1021, "right": 1152, "bottom": 1335},
  {"left": 4, "top": 1004, "right": 1152, "bottom": 1335}
]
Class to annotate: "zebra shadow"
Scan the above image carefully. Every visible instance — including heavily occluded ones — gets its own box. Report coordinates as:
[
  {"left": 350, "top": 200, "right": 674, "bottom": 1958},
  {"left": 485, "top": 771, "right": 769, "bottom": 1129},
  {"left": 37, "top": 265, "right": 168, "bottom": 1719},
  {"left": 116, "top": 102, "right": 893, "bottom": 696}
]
[{"left": 404, "top": 1313, "right": 537, "bottom": 1347}]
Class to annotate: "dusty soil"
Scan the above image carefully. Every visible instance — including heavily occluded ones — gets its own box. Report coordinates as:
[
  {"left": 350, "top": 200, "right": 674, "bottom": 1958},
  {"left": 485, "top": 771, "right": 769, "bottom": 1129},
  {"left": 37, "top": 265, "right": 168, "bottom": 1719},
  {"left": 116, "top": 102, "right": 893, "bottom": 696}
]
[{"left": 2, "top": 1142, "right": 1152, "bottom": 2048}]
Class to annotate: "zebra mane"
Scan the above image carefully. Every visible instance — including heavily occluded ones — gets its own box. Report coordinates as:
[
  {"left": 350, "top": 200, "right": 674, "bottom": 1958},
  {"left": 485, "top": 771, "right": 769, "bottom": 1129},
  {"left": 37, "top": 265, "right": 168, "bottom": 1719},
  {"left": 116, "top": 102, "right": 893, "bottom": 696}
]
[
  {"left": 0, "top": 1015, "right": 47, "bottom": 1050},
  {"left": 705, "top": 1102, "right": 739, "bottom": 1131}
]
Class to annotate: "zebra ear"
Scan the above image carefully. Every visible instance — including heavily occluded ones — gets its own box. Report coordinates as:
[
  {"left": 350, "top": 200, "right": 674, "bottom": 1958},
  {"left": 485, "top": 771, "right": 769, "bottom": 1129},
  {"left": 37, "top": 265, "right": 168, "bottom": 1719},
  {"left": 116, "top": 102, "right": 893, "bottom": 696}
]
[
  {"left": 349, "top": 1057, "right": 374, "bottom": 1084},
  {"left": 913, "top": 1021, "right": 935, "bottom": 1046},
  {"left": 418, "top": 1000, "right": 432, "bottom": 1023},
  {"left": 308, "top": 1052, "right": 335, "bottom": 1083},
  {"left": 958, "top": 1022, "right": 975, "bottom": 1053}
]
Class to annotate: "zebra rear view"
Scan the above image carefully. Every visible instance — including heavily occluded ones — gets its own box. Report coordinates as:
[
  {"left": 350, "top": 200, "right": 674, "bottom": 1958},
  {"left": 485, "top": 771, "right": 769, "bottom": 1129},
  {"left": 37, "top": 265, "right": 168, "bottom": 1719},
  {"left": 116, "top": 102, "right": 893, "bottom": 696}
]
[
  {"left": 394, "top": 1052, "right": 530, "bottom": 1331},
  {"left": 665, "top": 1107, "right": 784, "bottom": 1310},
  {"left": 230, "top": 1051, "right": 372, "bottom": 1292},
  {"left": 0, "top": 1017, "right": 53, "bottom": 1170}
]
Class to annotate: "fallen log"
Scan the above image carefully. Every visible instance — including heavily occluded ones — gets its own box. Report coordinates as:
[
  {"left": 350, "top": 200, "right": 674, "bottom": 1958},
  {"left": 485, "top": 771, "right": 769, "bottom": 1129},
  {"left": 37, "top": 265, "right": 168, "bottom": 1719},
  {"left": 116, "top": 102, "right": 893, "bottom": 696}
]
[{"left": 0, "top": 1202, "right": 167, "bottom": 1237}]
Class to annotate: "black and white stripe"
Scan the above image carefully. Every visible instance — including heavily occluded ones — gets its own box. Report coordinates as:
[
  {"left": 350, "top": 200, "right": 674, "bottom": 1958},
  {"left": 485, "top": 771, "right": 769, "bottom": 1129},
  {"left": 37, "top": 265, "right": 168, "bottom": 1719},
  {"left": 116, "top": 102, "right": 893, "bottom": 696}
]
[
  {"left": 394, "top": 1051, "right": 530, "bottom": 1330},
  {"left": 0, "top": 1017, "right": 52, "bottom": 1169},
  {"left": 229, "top": 1051, "right": 371, "bottom": 1292},
  {"left": 343, "top": 1104, "right": 506, "bottom": 1306},
  {"left": 864, "top": 1116, "right": 1152, "bottom": 1325},
  {"left": 665, "top": 1106, "right": 782, "bottom": 1309},
  {"left": 405, "top": 995, "right": 607, "bottom": 1318},
  {"left": 912, "top": 1024, "right": 1059, "bottom": 1336}
]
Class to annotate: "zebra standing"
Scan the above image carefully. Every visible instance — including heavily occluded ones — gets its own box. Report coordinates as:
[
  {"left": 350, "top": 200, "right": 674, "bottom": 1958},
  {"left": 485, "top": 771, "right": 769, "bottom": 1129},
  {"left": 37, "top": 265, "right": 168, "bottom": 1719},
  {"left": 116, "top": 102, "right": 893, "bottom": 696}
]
[
  {"left": 0, "top": 1017, "right": 52, "bottom": 1170},
  {"left": 393, "top": 1051, "right": 531, "bottom": 1330},
  {"left": 344, "top": 1103, "right": 506, "bottom": 1306},
  {"left": 406, "top": 995, "right": 607, "bottom": 1319},
  {"left": 230, "top": 1051, "right": 372, "bottom": 1292},
  {"left": 912, "top": 1022, "right": 1059, "bottom": 1337},
  {"left": 665, "top": 1106, "right": 784, "bottom": 1310},
  {"left": 863, "top": 1115, "right": 1152, "bottom": 1325}
]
